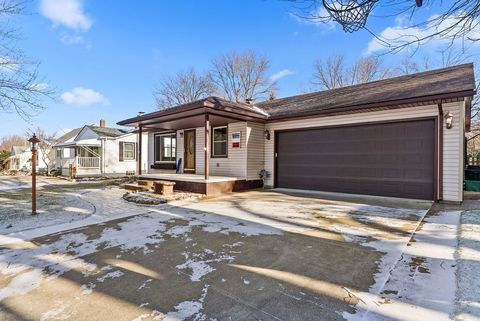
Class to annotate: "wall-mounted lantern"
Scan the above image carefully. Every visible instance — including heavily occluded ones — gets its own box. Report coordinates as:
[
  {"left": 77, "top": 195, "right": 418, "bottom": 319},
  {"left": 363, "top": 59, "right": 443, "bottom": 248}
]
[
  {"left": 264, "top": 129, "right": 271, "bottom": 140},
  {"left": 444, "top": 111, "right": 453, "bottom": 129}
]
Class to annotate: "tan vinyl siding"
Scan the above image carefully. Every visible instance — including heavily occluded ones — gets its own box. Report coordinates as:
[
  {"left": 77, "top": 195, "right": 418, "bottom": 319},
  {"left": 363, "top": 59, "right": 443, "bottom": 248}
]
[
  {"left": 442, "top": 102, "right": 464, "bottom": 202},
  {"left": 210, "top": 122, "right": 247, "bottom": 178},
  {"left": 246, "top": 121, "right": 265, "bottom": 180},
  {"left": 176, "top": 130, "right": 184, "bottom": 172},
  {"left": 196, "top": 128, "right": 205, "bottom": 175},
  {"left": 264, "top": 103, "right": 465, "bottom": 202},
  {"left": 151, "top": 125, "right": 248, "bottom": 177}
]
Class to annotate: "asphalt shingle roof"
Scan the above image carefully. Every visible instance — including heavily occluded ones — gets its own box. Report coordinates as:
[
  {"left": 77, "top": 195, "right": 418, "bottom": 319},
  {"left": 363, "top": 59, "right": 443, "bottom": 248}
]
[
  {"left": 56, "top": 128, "right": 82, "bottom": 144},
  {"left": 87, "top": 126, "right": 130, "bottom": 137},
  {"left": 257, "top": 63, "right": 476, "bottom": 118}
]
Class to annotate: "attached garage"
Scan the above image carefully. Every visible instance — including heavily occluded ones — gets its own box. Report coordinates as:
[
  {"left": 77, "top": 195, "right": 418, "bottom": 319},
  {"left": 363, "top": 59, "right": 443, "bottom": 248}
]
[
  {"left": 275, "top": 119, "right": 436, "bottom": 200},
  {"left": 259, "top": 64, "right": 476, "bottom": 202}
]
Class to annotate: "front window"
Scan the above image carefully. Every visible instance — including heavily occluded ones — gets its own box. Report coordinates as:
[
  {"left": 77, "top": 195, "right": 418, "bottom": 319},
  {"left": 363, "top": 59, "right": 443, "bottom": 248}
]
[
  {"left": 212, "top": 126, "right": 227, "bottom": 157},
  {"left": 123, "top": 143, "right": 135, "bottom": 160},
  {"left": 155, "top": 133, "right": 176, "bottom": 162},
  {"left": 77, "top": 146, "right": 100, "bottom": 157}
]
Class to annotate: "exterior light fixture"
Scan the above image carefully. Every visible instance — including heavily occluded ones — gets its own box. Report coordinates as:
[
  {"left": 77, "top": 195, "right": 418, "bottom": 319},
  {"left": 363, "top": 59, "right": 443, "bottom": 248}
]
[
  {"left": 28, "top": 133, "right": 41, "bottom": 215},
  {"left": 444, "top": 111, "right": 453, "bottom": 129},
  {"left": 264, "top": 129, "right": 271, "bottom": 140}
]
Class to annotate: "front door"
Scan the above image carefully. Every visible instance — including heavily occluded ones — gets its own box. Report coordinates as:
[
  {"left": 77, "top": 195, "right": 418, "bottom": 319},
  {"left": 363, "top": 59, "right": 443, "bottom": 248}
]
[{"left": 184, "top": 129, "right": 196, "bottom": 173}]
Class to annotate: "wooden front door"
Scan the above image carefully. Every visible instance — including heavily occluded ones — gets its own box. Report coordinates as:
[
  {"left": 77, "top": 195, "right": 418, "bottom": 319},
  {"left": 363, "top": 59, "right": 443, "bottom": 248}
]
[{"left": 183, "top": 130, "right": 196, "bottom": 173}]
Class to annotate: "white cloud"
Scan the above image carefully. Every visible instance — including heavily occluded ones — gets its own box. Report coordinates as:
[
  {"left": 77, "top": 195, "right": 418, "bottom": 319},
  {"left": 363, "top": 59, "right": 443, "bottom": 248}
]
[
  {"left": 61, "top": 87, "right": 109, "bottom": 107},
  {"left": 366, "top": 13, "right": 480, "bottom": 54},
  {"left": 290, "top": 7, "right": 337, "bottom": 31},
  {"left": 40, "top": 0, "right": 92, "bottom": 32},
  {"left": 270, "top": 69, "right": 294, "bottom": 83}
]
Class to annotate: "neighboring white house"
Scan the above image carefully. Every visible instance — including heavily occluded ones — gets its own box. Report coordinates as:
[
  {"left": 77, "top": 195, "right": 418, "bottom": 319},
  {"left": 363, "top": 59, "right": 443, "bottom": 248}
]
[
  {"left": 54, "top": 120, "right": 139, "bottom": 177},
  {"left": 2, "top": 145, "right": 49, "bottom": 173}
]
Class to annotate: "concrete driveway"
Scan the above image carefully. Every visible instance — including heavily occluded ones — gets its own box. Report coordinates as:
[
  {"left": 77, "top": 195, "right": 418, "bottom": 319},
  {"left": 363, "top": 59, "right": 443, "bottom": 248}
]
[{"left": 0, "top": 189, "right": 432, "bottom": 321}]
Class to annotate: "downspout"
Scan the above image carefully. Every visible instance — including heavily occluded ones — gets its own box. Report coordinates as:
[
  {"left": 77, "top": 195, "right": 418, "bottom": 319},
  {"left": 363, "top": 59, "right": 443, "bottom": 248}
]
[{"left": 437, "top": 103, "right": 444, "bottom": 202}]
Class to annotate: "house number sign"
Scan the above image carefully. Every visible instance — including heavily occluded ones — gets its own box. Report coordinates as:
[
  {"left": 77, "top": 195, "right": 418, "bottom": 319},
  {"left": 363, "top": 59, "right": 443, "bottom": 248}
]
[{"left": 232, "top": 132, "right": 241, "bottom": 148}]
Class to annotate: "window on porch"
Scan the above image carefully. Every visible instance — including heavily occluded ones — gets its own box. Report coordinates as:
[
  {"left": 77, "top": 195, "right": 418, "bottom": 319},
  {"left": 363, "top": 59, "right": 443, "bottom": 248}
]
[
  {"left": 212, "top": 126, "right": 227, "bottom": 157},
  {"left": 155, "top": 133, "right": 176, "bottom": 162}
]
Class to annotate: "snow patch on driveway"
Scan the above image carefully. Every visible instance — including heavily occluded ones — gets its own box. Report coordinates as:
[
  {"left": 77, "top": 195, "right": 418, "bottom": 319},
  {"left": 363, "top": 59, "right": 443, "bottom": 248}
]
[
  {"left": 344, "top": 210, "right": 460, "bottom": 321},
  {"left": 455, "top": 209, "right": 480, "bottom": 321}
]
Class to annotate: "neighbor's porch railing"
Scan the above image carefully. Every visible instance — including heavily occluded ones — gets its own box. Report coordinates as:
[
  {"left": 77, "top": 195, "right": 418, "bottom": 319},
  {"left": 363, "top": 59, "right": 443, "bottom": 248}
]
[{"left": 76, "top": 157, "right": 100, "bottom": 168}]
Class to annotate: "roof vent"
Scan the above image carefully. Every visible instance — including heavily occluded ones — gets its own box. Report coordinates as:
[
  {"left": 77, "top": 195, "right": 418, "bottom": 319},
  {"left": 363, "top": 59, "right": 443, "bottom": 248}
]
[
  {"left": 138, "top": 111, "right": 146, "bottom": 117},
  {"left": 245, "top": 98, "right": 253, "bottom": 105}
]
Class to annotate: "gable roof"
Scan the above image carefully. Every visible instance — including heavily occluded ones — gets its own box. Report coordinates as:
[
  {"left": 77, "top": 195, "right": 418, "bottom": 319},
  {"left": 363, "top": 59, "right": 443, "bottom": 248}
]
[
  {"left": 11, "top": 146, "right": 28, "bottom": 155},
  {"left": 56, "top": 128, "right": 82, "bottom": 144},
  {"left": 257, "top": 63, "right": 476, "bottom": 119},
  {"left": 86, "top": 125, "right": 130, "bottom": 138}
]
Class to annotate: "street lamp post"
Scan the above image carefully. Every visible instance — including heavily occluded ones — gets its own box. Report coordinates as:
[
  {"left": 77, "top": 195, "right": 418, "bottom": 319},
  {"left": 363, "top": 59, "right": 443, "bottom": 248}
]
[{"left": 28, "top": 134, "right": 40, "bottom": 215}]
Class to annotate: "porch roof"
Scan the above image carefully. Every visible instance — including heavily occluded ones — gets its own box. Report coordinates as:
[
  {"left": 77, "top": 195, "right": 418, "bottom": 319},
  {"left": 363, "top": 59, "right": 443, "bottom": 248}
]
[
  {"left": 55, "top": 141, "right": 101, "bottom": 148},
  {"left": 117, "top": 96, "right": 269, "bottom": 130}
]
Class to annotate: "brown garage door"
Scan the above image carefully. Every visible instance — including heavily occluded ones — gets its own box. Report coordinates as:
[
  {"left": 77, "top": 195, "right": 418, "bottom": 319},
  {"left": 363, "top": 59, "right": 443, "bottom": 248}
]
[{"left": 275, "top": 119, "right": 435, "bottom": 200}]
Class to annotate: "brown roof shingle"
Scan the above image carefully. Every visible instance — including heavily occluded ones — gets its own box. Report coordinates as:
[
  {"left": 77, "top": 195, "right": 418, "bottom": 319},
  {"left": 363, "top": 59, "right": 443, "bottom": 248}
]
[{"left": 257, "top": 63, "right": 476, "bottom": 119}]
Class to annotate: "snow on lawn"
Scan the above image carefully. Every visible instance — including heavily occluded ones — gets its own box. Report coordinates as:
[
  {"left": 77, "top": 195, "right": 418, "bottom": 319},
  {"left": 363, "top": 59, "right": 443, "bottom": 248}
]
[
  {"left": 0, "top": 190, "right": 95, "bottom": 235},
  {"left": 455, "top": 210, "right": 480, "bottom": 321},
  {"left": 0, "top": 177, "right": 28, "bottom": 190},
  {"left": 0, "top": 187, "right": 153, "bottom": 244}
]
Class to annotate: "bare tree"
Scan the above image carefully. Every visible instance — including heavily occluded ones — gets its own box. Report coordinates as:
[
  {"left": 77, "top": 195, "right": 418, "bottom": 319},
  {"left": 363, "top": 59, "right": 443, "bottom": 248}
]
[
  {"left": 210, "top": 50, "right": 277, "bottom": 103},
  {"left": 312, "top": 53, "right": 392, "bottom": 89},
  {"left": 290, "top": 0, "right": 480, "bottom": 53},
  {"left": 25, "top": 128, "right": 58, "bottom": 175},
  {"left": 0, "top": 0, "right": 53, "bottom": 120},
  {"left": 154, "top": 68, "right": 216, "bottom": 110},
  {"left": 312, "top": 53, "right": 348, "bottom": 89},
  {"left": 396, "top": 57, "right": 421, "bottom": 75},
  {"left": 0, "top": 134, "right": 27, "bottom": 151}
]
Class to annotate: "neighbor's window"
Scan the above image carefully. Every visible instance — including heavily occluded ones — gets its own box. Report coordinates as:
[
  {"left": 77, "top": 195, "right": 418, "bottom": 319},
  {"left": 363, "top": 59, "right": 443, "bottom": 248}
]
[
  {"left": 212, "top": 126, "right": 227, "bottom": 157},
  {"left": 122, "top": 142, "right": 135, "bottom": 160},
  {"left": 56, "top": 149, "right": 62, "bottom": 158},
  {"left": 155, "top": 133, "right": 176, "bottom": 162}
]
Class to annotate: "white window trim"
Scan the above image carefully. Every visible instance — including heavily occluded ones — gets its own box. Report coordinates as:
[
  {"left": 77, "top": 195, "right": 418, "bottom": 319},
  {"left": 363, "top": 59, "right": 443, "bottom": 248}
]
[
  {"left": 212, "top": 126, "right": 228, "bottom": 157},
  {"left": 123, "top": 142, "right": 136, "bottom": 161},
  {"left": 154, "top": 132, "right": 176, "bottom": 163}
]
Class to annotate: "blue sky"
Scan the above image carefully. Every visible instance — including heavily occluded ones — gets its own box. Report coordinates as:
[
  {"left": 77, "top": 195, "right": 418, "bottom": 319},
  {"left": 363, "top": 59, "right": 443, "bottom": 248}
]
[{"left": 0, "top": 0, "right": 476, "bottom": 137}]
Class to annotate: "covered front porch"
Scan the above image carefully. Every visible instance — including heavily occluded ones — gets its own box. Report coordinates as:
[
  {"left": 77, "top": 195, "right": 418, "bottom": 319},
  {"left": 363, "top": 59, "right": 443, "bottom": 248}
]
[
  {"left": 55, "top": 143, "right": 102, "bottom": 177},
  {"left": 119, "top": 97, "right": 268, "bottom": 195},
  {"left": 139, "top": 173, "right": 263, "bottom": 196}
]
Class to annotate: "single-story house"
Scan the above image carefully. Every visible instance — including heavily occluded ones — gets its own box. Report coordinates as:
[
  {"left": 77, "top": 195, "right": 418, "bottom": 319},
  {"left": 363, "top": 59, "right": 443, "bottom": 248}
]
[
  {"left": 54, "top": 120, "right": 139, "bottom": 177},
  {"left": 118, "top": 64, "right": 476, "bottom": 202},
  {"left": 2, "top": 145, "right": 49, "bottom": 174}
]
